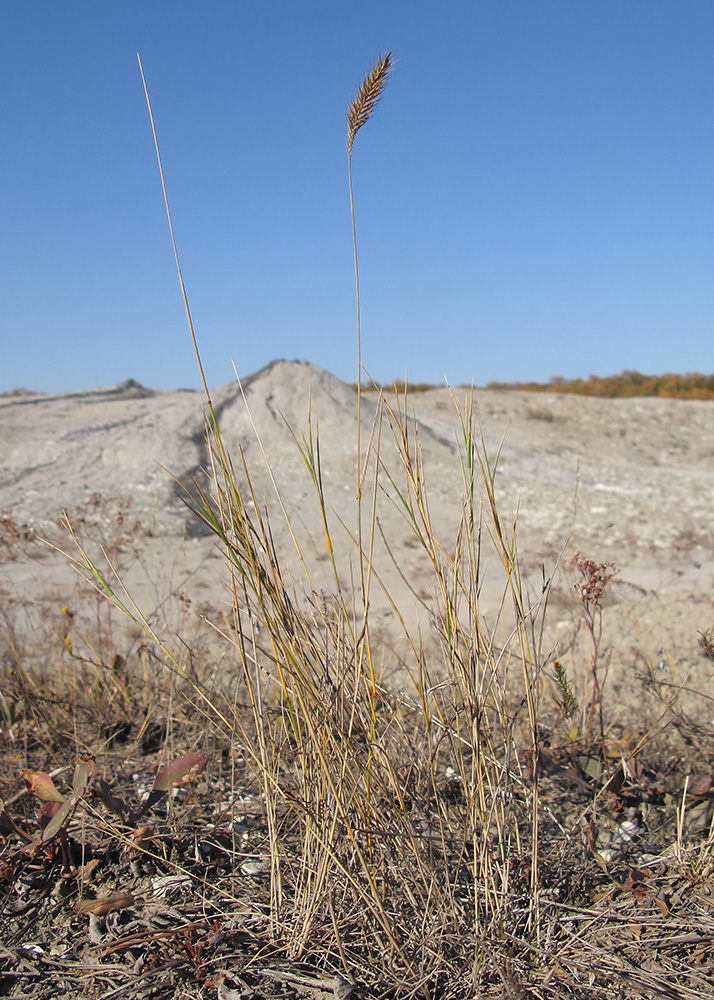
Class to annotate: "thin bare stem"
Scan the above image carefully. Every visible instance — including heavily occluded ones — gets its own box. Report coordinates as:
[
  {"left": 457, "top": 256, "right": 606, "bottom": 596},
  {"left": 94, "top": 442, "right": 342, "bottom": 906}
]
[
  {"left": 346, "top": 51, "right": 393, "bottom": 670},
  {"left": 137, "top": 53, "right": 215, "bottom": 418}
]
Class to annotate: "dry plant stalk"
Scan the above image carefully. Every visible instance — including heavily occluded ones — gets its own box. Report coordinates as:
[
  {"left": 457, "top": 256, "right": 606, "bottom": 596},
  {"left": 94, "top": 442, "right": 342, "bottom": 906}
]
[
  {"left": 573, "top": 552, "right": 617, "bottom": 757},
  {"left": 346, "top": 50, "right": 393, "bottom": 501},
  {"left": 345, "top": 52, "right": 394, "bottom": 743}
]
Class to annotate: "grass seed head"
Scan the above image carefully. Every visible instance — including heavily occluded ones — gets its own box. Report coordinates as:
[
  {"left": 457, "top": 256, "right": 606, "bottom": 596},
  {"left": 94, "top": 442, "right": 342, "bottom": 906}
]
[{"left": 346, "top": 51, "right": 394, "bottom": 157}]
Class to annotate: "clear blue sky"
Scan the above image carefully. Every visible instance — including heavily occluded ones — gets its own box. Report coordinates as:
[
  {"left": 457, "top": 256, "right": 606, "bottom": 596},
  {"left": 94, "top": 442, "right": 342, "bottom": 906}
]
[{"left": 2, "top": 1, "right": 713, "bottom": 393}]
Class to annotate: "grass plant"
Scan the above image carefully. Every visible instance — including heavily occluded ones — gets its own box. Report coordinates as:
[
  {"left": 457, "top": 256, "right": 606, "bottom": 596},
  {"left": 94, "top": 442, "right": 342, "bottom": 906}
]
[
  {"left": 72, "top": 51, "right": 551, "bottom": 992},
  {"left": 1, "top": 53, "right": 713, "bottom": 1000}
]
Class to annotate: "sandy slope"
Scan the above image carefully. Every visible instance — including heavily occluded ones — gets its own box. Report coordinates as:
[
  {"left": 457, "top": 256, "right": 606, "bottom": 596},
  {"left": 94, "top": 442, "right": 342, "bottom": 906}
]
[{"left": 2, "top": 360, "right": 713, "bottom": 718}]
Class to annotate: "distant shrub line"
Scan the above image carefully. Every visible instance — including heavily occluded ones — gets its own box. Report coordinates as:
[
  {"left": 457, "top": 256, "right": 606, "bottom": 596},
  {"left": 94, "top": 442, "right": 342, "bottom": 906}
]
[
  {"left": 487, "top": 370, "right": 714, "bottom": 399},
  {"left": 355, "top": 370, "right": 714, "bottom": 400}
]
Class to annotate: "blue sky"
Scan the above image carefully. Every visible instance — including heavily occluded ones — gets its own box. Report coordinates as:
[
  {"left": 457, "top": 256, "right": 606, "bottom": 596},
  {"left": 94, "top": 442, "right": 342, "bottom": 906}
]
[{"left": 2, "top": 1, "right": 713, "bottom": 393}]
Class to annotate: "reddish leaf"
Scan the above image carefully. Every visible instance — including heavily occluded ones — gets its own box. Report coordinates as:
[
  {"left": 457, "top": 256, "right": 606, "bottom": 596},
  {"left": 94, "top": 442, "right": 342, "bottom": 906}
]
[
  {"left": 21, "top": 770, "right": 65, "bottom": 803},
  {"left": 152, "top": 752, "right": 208, "bottom": 793},
  {"left": 688, "top": 774, "right": 713, "bottom": 799},
  {"left": 76, "top": 858, "right": 102, "bottom": 882},
  {"left": 130, "top": 825, "right": 155, "bottom": 850}
]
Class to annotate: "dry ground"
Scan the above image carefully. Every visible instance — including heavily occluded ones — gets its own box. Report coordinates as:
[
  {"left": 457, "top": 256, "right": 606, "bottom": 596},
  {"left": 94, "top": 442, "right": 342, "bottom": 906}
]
[{"left": 1, "top": 363, "right": 714, "bottom": 997}]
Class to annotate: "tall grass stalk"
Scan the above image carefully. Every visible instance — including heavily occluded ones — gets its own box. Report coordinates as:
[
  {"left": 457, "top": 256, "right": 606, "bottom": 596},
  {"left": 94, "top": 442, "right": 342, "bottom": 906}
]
[
  {"left": 346, "top": 53, "right": 394, "bottom": 749},
  {"left": 346, "top": 50, "right": 393, "bottom": 503},
  {"left": 61, "top": 52, "right": 555, "bottom": 996}
]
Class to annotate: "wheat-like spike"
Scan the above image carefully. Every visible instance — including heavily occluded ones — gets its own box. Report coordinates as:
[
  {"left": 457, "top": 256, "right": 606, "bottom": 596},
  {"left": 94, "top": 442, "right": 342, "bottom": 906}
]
[{"left": 346, "top": 51, "right": 394, "bottom": 156}]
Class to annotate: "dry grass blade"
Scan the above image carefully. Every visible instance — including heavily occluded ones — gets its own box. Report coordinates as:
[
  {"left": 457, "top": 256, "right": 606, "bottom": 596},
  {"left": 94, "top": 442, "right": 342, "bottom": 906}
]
[{"left": 346, "top": 50, "right": 394, "bottom": 156}]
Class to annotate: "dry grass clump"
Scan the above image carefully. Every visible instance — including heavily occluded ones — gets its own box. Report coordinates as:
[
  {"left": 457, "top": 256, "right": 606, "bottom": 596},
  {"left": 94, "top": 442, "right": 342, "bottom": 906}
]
[{"left": 1, "top": 52, "right": 714, "bottom": 1000}]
